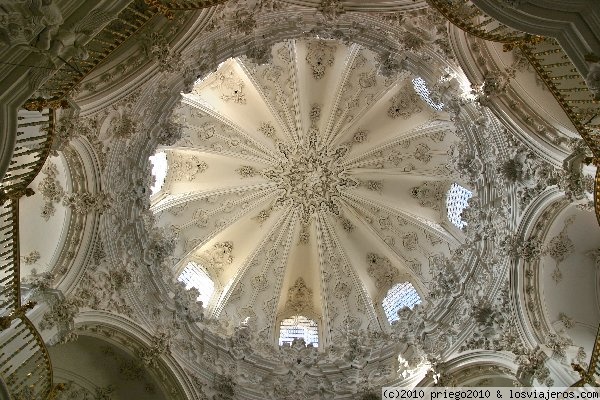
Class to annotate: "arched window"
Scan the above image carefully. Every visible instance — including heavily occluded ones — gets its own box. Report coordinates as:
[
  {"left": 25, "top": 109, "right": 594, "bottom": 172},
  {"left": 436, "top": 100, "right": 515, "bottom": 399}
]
[
  {"left": 278, "top": 315, "right": 319, "bottom": 347},
  {"left": 382, "top": 282, "right": 421, "bottom": 324},
  {"left": 177, "top": 262, "right": 215, "bottom": 305},
  {"left": 412, "top": 77, "right": 444, "bottom": 111},
  {"left": 149, "top": 151, "right": 168, "bottom": 195},
  {"left": 446, "top": 183, "right": 472, "bottom": 229}
]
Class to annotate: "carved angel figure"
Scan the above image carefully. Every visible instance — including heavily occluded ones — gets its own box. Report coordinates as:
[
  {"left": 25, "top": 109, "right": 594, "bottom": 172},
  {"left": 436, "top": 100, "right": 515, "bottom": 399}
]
[
  {"left": 22, "top": 6, "right": 115, "bottom": 66},
  {"left": 27, "top": 0, "right": 64, "bottom": 50}
]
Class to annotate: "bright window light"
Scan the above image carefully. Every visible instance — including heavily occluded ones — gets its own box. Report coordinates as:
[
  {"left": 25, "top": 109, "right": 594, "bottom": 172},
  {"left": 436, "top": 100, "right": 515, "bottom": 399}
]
[
  {"left": 446, "top": 183, "right": 472, "bottom": 229},
  {"left": 149, "top": 151, "right": 168, "bottom": 195},
  {"left": 382, "top": 282, "right": 421, "bottom": 324},
  {"left": 412, "top": 77, "right": 444, "bottom": 111},
  {"left": 178, "top": 262, "right": 215, "bottom": 305},
  {"left": 279, "top": 315, "right": 319, "bottom": 347}
]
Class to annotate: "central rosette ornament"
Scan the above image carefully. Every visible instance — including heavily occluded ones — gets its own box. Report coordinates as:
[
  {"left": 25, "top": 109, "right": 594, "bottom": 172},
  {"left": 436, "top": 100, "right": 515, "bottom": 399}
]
[{"left": 262, "top": 130, "right": 356, "bottom": 222}]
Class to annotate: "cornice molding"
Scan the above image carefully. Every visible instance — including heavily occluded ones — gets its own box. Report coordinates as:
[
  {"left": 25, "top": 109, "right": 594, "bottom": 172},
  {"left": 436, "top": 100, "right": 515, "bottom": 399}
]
[{"left": 473, "top": 0, "right": 600, "bottom": 75}]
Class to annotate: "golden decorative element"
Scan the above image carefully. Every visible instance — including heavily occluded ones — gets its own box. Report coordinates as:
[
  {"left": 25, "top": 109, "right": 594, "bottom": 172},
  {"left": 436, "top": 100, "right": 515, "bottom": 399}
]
[
  {"left": 144, "top": 0, "right": 175, "bottom": 20},
  {"left": 570, "top": 323, "right": 600, "bottom": 387},
  {"left": 596, "top": 169, "right": 600, "bottom": 228},
  {"left": 23, "top": 97, "right": 69, "bottom": 112},
  {"left": 165, "top": 0, "right": 229, "bottom": 10},
  {"left": 0, "top": 199, "right": 20, "bottom": 314},
  {"left": 25, "top": 3, "right": 158, "bottom": 107},
  {"left": 47, "top": 383, "right": 67, "bottom": 400},
  {"left": 3, "top": 109, "right": 55, "bottom": 195},
  {"left": 0, "top": 197, "right": 53, "bottom": 398},
  {"left": 25, "top": 1, "right": 228, "bottom": 111},
  {"left": 424, "top": 0, "right": 531, "bottom": 43},
  {"left": 502, "top": 35, "right": 545, "bottom": 52},
  {"left": 0, "top": 320, "right": 54, "bottom": 397},
  {"left": 0, "top": 302, "right": 36, "bottom": 331},
  {"left": 517, "top": 40, "right": 600, "bottom": 224},
  {"left": 0, "top": 188, "right": 35, "bottom": 204},
  {"left": 0, "top": 183, "right": 53, "bottom": 399}
]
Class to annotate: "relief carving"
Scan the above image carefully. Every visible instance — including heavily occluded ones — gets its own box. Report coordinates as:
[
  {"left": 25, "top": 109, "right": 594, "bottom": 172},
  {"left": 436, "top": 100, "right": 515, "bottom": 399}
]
[
  {"left": 366, "top": 253, "right": 399, "bottom": 289},
  {"left": 306, "top": 41, "right": 335, "bottom": 80},
  {"left": 287, "top": 277, "right": 312, "bottom": 313}
]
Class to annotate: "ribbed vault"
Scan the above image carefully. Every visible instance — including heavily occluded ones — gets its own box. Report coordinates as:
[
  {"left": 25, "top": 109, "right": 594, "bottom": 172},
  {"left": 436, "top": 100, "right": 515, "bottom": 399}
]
[{"left": 151, "top": 39, "right": 460, "bottom": 346}]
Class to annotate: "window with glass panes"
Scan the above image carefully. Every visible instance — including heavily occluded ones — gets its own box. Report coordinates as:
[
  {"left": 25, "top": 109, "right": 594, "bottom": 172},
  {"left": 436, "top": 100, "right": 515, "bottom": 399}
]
[
  {"left": 412, "top": 77, "right": 444, "bottom": 111},
  {"left": 278, "top": 315, "right": 319, "bottom": 346},
  {"left": 382, "top": 282, "right": 421, "bottom": 323},
  {"left": 178, "top": 262, "right": 215, "bottom": 305},
  {"left": 446, "top": 183, "right": 472, "bottom": 229},
  {"left": 149, "top": 151, "right": 168, "bottom": 195}
]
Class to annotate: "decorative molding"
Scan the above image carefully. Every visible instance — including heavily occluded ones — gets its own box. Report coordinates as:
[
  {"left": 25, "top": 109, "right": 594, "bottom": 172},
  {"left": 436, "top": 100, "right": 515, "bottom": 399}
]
[
  {"left": 38, "top": 161, "right": 64, "bottom": 221},
  {"left": 10, "top": 8, "right": 590, "bottom": 397},
  {"left": 366, "top": 252, "right": 399, "bottom": 289},
  {"left": 410, "top": 181, "right": 445, "bottom": 211},
  {"left": 286, "top": 277, "right": 313, "bottom": 314},
  {"left": 305, "top": 41, "right": 335, "bottom": 80}
]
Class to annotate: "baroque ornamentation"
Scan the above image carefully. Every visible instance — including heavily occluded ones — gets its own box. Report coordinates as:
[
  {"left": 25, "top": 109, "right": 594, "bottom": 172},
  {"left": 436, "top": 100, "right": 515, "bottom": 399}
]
[
  {"left": 39, "top": 297, "right": 80, "bottom": 344},
  {"left": 145, "top": 32, "right": 183, "bottom": 73},
  {"left": 585, "top": 61, "right": 600, "bottom": 100},
  {"left": 388, "top": 83, "right": 423, "bottom": 119},
  {"left": 305, "top": 41, "right": 335, "bottom": 80},
  {"left": 157, "top": 118, "right": 184, "bottom": 146},
  {"left": 211, "top": 70, "right": 246, "bottom": 104},
  {"left": 236, "top": 165, "right": 260, "bottom": 178},
  {"left": 411, "top": 181, "right": 445, "bottom": 211},
  {"left": 499, "top": 140, "right": 558, "bottom": 209},
  {"left": 558, "top": 139, "right": 595, "bottom": 211},
  {"left": 138, "top": 332, "right": 172, "bottom": 368},
  {"left": 258, "top": 122, "right": 276, "bottom": 140},
  {"left": 261, "top": 130, "right": 352, "bottom": 222},
  {"left": 545, "top": 216, "right": 575, "bottom": 264},
  {"left": 38, "top": 161, "right": 64, "bottom": 221},
  {"left": 318, "top": 0, "right": 346, "bottom": 21},
  {"left": 169, "top": 153, "right": 208, "bottom": 181},
  {"left": 110, "top": 113, "right": 138, "bottom": 140},
  {"left": 51, "top": 29, "right": 578, "bottom": 398},
  {"left": 201, "top": 242, "right": 234, "bottom": 272},
  {"left": 515, "top": 347, "right": 553, "bottom": 386},
  {"left": 0, "top": 1, "right": 62, "bottom": 48},
  {"left": 22, "top": 250, "right": 41, "bottom": 265},
  {"left": 366, "top": 253, "right": 399, "bottom": 289},
  {"left": 287, "top": 277, "right": 312, "bottom": 313},
  {"left": 62, "top": 191, "right": 112, "bottom": 214},
  {"left": 53, "top": 113, "right": 97, "bottom": 152}
]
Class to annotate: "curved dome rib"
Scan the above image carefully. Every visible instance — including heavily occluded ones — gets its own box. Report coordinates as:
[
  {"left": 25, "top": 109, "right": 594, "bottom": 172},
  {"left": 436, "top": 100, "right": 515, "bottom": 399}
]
[
  {"left": 212, "top": 206, "right": 298, "bottom": 335},
  {"left": 316, "top": 212, "right": 382, "bottom": 335},
  {"left": 154, "top": 186, "right": 281, "bottom": 263},
  {"left": 153, "top": 38, "right": 463, "bottom": 348},
  {"left": 336, "top": 195, "right": 431, "bottom": 295}
]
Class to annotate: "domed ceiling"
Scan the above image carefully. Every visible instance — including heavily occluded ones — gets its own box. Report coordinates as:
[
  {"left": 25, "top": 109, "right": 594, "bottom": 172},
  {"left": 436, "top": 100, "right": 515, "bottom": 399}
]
[{"left": 151, "top": 39, "right": 460, "bottom": 345}]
